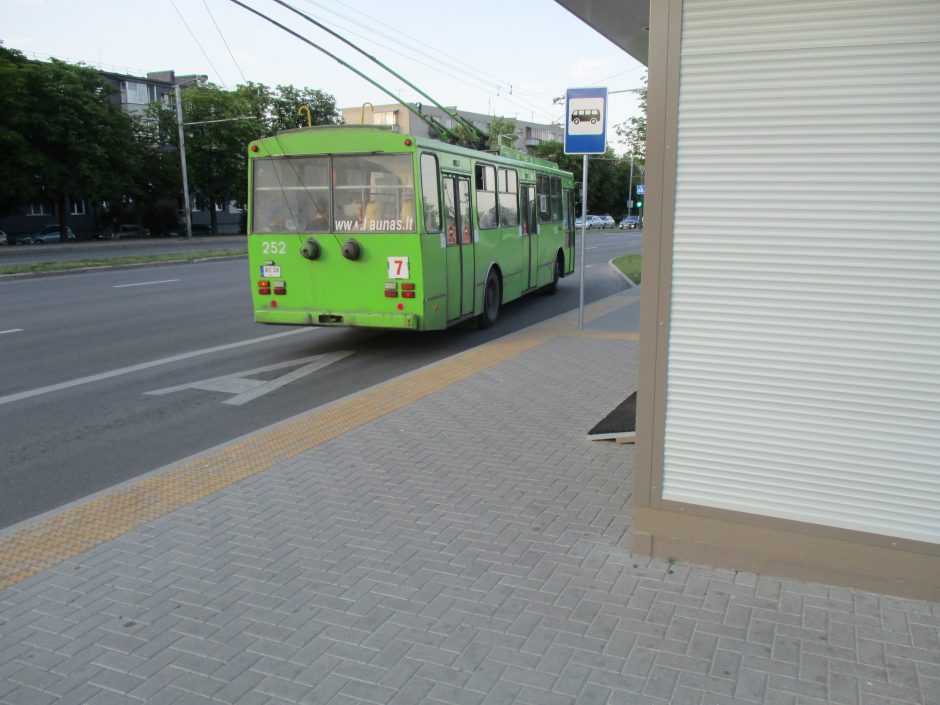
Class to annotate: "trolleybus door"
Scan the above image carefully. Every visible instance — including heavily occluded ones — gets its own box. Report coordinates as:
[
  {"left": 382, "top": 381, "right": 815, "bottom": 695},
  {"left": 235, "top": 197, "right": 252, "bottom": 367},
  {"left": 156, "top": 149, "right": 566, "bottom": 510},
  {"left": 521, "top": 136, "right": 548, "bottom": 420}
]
[
  {"left": 565, "top": 189, "right": 576, "bottom": 267},
  {"left": 443, "top": 176, "right": 474, "bottom": 320},
  {"left": 524, "top": 185, "right": 538, "bottom": 289}
]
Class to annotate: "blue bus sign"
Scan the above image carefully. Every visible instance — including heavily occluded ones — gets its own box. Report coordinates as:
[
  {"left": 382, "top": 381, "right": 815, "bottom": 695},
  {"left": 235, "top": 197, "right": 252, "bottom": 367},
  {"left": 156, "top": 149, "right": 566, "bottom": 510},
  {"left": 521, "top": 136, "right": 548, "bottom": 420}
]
[{"left": 564, "top": 87, "right": 608, "bottom": 155}]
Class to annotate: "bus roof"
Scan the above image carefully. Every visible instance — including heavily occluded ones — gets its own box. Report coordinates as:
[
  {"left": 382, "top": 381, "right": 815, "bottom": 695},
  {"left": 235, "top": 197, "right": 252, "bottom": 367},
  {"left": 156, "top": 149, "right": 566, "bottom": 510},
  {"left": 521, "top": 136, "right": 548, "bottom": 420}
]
[{"left": 252, "top": 126, "right": 572, "bottom": 178}]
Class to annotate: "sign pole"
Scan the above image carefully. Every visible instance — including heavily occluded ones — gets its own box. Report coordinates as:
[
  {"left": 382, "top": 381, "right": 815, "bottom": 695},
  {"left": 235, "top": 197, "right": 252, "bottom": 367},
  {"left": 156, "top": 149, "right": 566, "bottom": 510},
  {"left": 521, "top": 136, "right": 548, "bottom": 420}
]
[
  {"left": 579, "top": 154, "right": 588, "bottom": 330},
  {"left": 564, "top": 86, "right": 607, "bottom": 331}
]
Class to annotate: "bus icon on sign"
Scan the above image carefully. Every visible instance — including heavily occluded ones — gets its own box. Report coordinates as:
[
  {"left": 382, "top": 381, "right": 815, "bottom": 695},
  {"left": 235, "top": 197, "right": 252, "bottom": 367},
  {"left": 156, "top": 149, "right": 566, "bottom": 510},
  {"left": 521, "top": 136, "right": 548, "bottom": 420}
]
[{"left": 571, "top": 109, "right": 600, "bottom": 125}]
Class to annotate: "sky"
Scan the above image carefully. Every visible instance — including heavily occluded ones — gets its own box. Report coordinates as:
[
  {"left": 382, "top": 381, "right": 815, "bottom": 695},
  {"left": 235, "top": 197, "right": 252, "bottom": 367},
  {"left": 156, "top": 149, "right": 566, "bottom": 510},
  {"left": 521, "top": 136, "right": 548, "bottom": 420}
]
[{"left": 2, "top": 0, "right": 646, "bottom": 148}]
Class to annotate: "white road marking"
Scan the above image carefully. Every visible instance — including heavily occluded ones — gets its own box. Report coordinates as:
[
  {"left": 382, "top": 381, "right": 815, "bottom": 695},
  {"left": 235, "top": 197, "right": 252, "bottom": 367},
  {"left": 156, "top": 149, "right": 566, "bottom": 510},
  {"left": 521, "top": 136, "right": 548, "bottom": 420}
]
[
  {"left": 0, "top": 329, "right": 24, "bottom": 336},
  {"left": 113, "top": 279, "right": 180, "bottom": 289},
  {"left": 0, "top": 328, "right": 316, "bottom": 407},
  {"left": 146, "top": 351, "right": 353, "bottom": 405}
]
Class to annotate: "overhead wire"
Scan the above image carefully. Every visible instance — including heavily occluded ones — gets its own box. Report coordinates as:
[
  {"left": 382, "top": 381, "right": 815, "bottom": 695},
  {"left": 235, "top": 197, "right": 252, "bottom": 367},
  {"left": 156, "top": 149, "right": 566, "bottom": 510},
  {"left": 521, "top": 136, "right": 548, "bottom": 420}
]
[
  {"left": 301, "top": 0, "right": 557, "bottom": 102},
  {"left": 292, "top": 0, "right": 556, "bottom": 121},
  {"left": 168, "top": 0, "right": 230, "bottom": 87}
]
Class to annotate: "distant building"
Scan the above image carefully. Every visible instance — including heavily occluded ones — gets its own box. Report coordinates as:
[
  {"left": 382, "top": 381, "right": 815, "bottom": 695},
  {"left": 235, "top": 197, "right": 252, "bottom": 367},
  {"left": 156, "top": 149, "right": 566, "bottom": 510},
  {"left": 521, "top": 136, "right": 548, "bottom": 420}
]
[{"left": 340, "top": 102, "right": 563, "bottom": 151}]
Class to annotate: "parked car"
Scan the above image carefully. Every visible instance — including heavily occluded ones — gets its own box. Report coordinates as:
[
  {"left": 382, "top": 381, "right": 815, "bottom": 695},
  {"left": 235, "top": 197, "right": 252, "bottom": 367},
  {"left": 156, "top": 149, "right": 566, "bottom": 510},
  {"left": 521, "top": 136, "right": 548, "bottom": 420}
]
[
  {"left": 600, "top": 215, "right": 616, "bottom": 228},
  {"left": 575, "top": 215, "right": 605, "bottom": 229},
  {"left": 619, "top": 215, "right": 641, "bottom": 230},
  {"left": 100, "top": 224, "right": 150, "bottom": 240},
  {"left": 0, "top": 230, "right": 7, "bottom": 246},
  {"left": 28, "top": 225, "right": 77, "bottom": 244},
  {"left": 164, "top": 224, "right": 213, "bottom": 237}
]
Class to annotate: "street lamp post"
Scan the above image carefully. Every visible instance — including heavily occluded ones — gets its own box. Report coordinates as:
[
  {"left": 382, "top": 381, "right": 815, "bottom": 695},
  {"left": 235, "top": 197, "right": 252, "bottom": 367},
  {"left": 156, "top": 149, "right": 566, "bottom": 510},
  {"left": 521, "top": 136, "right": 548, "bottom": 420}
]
[{"left": 174, "top": 84, "right": 194, "bottom": 239}]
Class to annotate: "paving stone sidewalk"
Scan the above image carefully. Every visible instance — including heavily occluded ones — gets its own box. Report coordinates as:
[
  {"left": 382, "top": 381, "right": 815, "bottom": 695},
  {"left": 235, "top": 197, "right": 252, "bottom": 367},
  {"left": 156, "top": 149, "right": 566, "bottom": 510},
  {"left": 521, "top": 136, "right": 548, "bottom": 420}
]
[{"left": 2, "top": 296, "right": 939, "bottom": 704}]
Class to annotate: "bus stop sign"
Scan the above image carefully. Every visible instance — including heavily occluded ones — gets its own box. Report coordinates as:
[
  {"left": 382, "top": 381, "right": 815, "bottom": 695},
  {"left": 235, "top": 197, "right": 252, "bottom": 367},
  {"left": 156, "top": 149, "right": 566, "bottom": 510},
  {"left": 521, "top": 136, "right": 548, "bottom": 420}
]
[{"left": 564, "top": 87, "right": 608, "bottom": 155}]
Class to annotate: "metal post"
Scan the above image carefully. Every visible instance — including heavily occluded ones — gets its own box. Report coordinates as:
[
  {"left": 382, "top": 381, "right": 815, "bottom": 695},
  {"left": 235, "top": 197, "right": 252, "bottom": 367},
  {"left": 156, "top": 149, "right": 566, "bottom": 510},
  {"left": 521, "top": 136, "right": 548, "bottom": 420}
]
[
  {"left": 578, "top": 154, "right": 589, "bottom": 330},
  {"left": 174, "top": 84, "right": 193, "bottom": 239},
  {"left": 627, "top": 152, "right": 635, "bottom": 218}
]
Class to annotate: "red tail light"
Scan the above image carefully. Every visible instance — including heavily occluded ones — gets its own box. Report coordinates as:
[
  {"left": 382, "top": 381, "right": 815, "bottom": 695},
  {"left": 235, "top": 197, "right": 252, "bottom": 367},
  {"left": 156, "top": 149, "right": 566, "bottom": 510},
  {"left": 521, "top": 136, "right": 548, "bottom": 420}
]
[
  {"left": 402, "top": 291, "right": 415, "bottom": 299},
  {"left": 273, "top": 280, "right": 286, "bottom": 295},
  {"left": 384, "top": 282, "right": 398, "bottom": 297},
  {"left": 258, "top": 280, "right": 271, "bottom": 295}
]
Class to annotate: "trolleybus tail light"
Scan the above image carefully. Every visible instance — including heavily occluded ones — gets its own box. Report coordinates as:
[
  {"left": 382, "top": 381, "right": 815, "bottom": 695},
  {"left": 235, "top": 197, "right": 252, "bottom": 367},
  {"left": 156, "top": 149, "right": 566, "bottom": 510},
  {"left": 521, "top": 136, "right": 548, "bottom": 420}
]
[
  {"left": 384, "top": 282, "right": 398, "bottom": 298},
  {"left": 401, "top": 282, "right": 416, "bottom": 299},
  {"left": 273, "top": 281, "right": 287, "bottom": 295},
  {"left": 258, "top": 280, "right": 271, "bottom": 295}
]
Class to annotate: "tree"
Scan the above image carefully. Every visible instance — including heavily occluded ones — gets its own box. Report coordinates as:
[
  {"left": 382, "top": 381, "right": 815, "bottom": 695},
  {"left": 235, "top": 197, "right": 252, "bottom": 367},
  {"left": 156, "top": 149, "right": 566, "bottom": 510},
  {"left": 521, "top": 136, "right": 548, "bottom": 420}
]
[
  {"left": 151, "top": 81, "right": 342, "bottom": 233},
  {"left": 152, "top": 83, "right": 267, "bottom": 233},
  {"left": 486, "top": 117, "right": 517, "bottom": 150},
  {"left": 268, "top": 85, "right": 341, "bottom": 132},
  {"left": 528, "top": 141, "right": 631, "bottom": 216},
  {"left": 614, "top": 73, "right": 647, "bottom": 163},
  {"left": 0, "top": 47, "right": 37, "bottom": 216},
  {"left": 0, "top": 47, "right": 139, "bottom": 240}
]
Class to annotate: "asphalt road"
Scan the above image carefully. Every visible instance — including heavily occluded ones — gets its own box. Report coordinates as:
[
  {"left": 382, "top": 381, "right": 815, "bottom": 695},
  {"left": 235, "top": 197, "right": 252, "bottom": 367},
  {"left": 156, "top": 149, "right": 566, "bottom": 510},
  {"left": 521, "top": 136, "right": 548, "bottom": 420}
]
[{"left": 0, "top": 230, "right": 641, "bottom": 529}]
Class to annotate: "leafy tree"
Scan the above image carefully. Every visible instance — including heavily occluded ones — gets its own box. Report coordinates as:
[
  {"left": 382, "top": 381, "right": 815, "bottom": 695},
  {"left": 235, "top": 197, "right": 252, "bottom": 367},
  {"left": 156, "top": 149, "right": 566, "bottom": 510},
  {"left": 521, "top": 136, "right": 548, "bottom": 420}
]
[
  {"left": 268, "top": 85, "right": 341, "bottom": 132},
  {"left": 614, "top": 73, "right": 647, "bottom": 162},
  {"left": 0, "top": 47, "right": 138, "bottom": 240},
  {"left": 151, "top": 81, "right": 342, "bottom": 233},
  {"left": 152, "top": 83, "right": 267, "bottom": 233},
  {"left": 528, "top": 141, "right": 631, "bottom": 216},
  {"left": 486, "top": 116, "right": 517, "bottom": 150},
  {"left": 0, "top": 47, "right": 37, "bottom": 216}
]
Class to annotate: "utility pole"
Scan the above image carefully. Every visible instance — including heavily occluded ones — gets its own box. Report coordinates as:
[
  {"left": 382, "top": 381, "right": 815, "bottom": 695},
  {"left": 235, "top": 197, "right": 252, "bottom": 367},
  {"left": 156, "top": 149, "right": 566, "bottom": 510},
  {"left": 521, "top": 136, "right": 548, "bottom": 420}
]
[{"left": 174, "top": 83, "right": 193, "bottom": 239}]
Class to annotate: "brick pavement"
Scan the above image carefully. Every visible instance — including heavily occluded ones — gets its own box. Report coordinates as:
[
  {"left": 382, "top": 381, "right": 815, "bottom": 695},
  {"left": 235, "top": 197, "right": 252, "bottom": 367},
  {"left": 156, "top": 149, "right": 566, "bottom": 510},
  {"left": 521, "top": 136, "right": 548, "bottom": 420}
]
[{"left": 2, "top": 294, "right": 939, "bottom": 704}]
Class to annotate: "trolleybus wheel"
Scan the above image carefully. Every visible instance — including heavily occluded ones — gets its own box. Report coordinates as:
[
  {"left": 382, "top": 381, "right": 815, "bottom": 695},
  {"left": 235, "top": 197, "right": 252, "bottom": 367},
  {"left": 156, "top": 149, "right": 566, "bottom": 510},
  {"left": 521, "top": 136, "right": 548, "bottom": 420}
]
[{"left": 479, "top": 269, "right": 501, "bottom": 328}]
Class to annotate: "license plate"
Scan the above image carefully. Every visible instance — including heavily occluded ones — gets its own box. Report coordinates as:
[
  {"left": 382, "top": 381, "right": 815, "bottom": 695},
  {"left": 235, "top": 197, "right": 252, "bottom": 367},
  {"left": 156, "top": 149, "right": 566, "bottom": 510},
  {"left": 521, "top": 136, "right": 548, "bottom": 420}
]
[{"left": 262, "top": 265, "right": 281, "bottom": 277}]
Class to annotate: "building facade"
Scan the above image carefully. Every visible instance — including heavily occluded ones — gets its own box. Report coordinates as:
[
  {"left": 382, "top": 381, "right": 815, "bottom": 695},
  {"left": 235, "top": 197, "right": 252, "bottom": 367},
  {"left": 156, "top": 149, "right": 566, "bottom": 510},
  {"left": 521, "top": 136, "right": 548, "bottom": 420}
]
[
  {"left": 560, "top": 0, "right": 940, "bottom": 600},
  {"left": 340, "top": 103, "right": 563, "bottom": 151}
]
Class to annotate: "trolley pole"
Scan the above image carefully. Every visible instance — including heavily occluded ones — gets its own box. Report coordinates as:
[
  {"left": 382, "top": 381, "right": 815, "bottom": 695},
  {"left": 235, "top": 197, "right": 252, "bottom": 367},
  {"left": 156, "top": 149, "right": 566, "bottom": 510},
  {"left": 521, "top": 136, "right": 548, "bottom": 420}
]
[
  {"left": 579, "top": 154, "right": 588, "bottom": 330},
  {"left": 174, "top": 84, "right": 193, "bottom": 240}
]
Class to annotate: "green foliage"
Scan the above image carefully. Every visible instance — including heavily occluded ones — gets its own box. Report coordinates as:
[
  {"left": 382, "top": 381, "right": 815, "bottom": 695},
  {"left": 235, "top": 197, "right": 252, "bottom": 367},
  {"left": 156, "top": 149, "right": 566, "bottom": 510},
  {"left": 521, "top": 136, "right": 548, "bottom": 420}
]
[
  {"left": 1, "top": 46, "right": 343, "bottom": 235},
  {"left": 528, "top": 141, "right": 634, "bottom": 217},
  {"left": 486, "top": 116, "right": 517, "bottom": 150},
  {"left": 0, "top": 46, "right": 142, "bottom": 238},
  {"left": 614, "top": 73, "right": 647, "bottom": 163},
  {"left": 268, "top": 85, "right": 341, "bottom": 132}
]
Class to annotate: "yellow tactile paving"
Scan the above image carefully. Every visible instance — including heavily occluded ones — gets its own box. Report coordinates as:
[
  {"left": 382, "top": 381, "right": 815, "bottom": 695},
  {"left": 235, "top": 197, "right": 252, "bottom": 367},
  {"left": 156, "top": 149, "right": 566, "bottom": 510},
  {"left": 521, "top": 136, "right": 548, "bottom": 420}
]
[
  {"left": 0, "top": 334, "right": 547, "bottom": 589},
  {"left": 0, "top": 293, "right": 641, "bottom": 590}
]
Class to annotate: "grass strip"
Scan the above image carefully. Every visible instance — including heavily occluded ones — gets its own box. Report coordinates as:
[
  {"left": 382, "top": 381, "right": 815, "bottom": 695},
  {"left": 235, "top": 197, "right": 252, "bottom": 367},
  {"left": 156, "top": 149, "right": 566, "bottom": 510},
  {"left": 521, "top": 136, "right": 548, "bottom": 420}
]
[
  {"left": 611, "top": 254, "right": 642, "bottom": 284},
  {"left": 0, "top": 249, "right": 247, "bottom": 276}
]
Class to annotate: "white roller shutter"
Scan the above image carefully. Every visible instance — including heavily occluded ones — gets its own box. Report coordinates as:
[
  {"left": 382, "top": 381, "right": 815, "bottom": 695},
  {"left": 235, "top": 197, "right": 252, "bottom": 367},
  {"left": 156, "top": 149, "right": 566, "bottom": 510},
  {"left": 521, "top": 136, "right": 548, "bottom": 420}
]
[{"left": 662, "top": 0, "right": 940, "bottom": 543}]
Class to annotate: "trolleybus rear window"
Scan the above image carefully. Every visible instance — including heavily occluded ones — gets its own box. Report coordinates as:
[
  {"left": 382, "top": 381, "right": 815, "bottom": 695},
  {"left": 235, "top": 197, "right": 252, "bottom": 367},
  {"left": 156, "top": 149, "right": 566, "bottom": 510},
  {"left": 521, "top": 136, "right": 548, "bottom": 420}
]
[
  {"left": 253, "top": 157, "right": 330, "bottom": 234},
  {"left": 252, "top": 154, "right": 416, "bottom": 234}
]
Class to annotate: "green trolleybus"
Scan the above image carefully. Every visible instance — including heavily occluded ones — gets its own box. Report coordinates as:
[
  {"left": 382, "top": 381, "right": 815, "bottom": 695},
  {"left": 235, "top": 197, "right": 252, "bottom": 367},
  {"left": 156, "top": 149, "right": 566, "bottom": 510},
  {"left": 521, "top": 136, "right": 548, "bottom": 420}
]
[{"left": 247, "top": 126, "right": 576, "bottom": 331}]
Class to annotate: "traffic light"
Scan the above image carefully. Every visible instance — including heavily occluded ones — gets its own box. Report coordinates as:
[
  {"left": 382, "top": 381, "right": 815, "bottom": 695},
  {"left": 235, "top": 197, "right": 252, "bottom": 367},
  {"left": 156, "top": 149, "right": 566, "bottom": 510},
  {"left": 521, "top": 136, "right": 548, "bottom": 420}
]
[{"left": 636, "top": 200, "right": 643, "bottom": 209}]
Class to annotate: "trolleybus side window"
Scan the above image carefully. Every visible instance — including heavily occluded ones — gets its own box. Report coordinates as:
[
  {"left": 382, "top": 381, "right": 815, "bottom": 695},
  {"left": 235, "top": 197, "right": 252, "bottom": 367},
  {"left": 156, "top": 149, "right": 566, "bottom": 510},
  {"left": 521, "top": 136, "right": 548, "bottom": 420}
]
[
  {"left": 330, "top": 154, "right": 415, "bottom": 233},
  {"left": 550, "top": 176, "right": 563, "bottom": 223},
  {"left": 475, "top": 164, "right": 498, "bottom": 229},
  {"left": 497, "top": 168, "right": 519, "bottom": 227},
  {"left": 420, "top": 153, "right": 442, "bottom": 233},
  {"left": 536, "top": 173, "right": 551, "bottom": 224},
  {"left": 252, "top": 156, "right": 330, "bottom": 234}
]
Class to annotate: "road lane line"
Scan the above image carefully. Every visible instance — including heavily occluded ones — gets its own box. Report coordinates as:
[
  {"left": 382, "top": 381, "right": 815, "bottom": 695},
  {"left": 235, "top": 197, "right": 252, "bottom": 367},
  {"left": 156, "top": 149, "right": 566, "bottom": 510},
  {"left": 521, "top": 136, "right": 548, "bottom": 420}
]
[
  {"left": 113, "top": 279, "right": 180, "bottom": 288},
  {"left": 0, "top": 328, "right": 316, "bottom": 407},
  {"left": 0, "top": 329, "right": 24, "bottom": 336}
]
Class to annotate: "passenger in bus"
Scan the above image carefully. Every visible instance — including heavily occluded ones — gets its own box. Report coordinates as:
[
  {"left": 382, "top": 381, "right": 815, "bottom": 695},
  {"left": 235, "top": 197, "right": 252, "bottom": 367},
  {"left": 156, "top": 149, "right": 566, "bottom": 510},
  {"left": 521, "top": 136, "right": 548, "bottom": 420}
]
[{"left": 307, "top": 201, "right": 328, "bottom": 231}]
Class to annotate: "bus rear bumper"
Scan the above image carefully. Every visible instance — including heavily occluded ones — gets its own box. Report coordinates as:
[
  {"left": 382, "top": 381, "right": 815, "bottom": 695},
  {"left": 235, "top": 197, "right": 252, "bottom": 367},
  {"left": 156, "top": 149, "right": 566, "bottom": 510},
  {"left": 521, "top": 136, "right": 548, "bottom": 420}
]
[{"left": 254, "top": 309, "right": 419, "bottom": 330}]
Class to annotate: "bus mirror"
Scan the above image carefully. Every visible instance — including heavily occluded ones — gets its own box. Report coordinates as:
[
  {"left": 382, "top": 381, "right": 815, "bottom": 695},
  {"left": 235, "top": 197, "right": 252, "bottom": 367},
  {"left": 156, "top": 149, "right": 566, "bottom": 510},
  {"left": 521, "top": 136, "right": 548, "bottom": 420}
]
[
  {"left": 301, "top": 238, "right": 321, "bottom": 260},
  {"left": 342, "top": 239, "right": 362, "bottom": 261}
]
